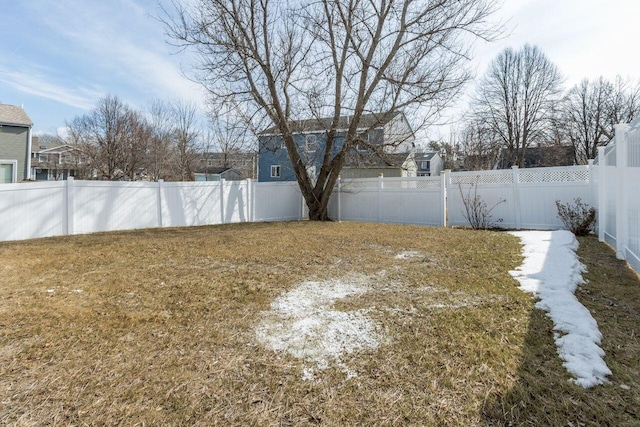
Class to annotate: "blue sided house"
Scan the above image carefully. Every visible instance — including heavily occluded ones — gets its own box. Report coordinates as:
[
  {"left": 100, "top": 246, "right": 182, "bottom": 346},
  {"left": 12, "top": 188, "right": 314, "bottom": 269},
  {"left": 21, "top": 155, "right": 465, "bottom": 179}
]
[{"left": 258, "top": 112, "right": 417, "bottom": 182}]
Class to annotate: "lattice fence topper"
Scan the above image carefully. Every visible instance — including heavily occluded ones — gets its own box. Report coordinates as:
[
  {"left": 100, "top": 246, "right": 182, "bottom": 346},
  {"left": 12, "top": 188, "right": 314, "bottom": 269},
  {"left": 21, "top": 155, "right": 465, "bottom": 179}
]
[
  {"left": 415, "top": 178, "right": 442, "bottom": 189},
  {"left": 339, "top": 179, "right": 379, "bottom": 191},
  {"left": 382, "top": 178, "right": 441, "bottom": 190},
  {"left": 450, "top": 173, "right": 514, "bottom": 185},
  {"left": 519, "top": 169, "right": 590, "bottom": 183},
  {"left": 339, "top": 177, "right": 442, "bottom": 191}
]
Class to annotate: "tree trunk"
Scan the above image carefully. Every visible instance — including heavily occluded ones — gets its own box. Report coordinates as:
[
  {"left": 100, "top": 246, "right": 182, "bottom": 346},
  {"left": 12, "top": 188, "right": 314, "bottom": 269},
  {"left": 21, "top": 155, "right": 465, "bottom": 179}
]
[{"left": 307, "top": 197, "right": 331, "bottom": 221}]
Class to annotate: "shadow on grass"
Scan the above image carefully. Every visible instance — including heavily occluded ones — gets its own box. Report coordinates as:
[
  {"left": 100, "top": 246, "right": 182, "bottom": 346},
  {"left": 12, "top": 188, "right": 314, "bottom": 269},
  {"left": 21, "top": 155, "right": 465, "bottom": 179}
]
[{"left": 481, "top": 236, "right": 640, "bottom": 426}]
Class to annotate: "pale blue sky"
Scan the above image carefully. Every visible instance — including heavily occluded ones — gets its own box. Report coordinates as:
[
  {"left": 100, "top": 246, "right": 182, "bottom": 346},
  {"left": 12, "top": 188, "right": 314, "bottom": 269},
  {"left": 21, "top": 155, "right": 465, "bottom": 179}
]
[{"left": 1, "top": 0, "right": 639, "bottom": 135}]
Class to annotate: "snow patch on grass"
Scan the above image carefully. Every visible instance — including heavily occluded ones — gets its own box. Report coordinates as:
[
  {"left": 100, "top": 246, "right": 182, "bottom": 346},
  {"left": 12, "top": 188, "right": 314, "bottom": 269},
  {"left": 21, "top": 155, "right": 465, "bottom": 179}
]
[
  {"left": 394, "top": 251, "right": 424, "bottom": 259},
  {"left": 255, "top": 276, "right": 382, "bottom": 380},
  {"left": 509, "top": 230, "right": 611, "bottom": 388}
]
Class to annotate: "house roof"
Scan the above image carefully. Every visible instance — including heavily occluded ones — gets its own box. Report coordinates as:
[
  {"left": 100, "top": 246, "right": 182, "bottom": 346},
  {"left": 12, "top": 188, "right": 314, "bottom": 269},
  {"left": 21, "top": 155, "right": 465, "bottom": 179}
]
[
  {"left": 0, "top": 104, "right": 32, "bottom": 127},
  {"left": 195, "top": 167, "right": 237, "bottom": 175},
  {"left": 261, "top": 111, "right": 402, "bottom": 135},
  {"left": 34, "top": 143, "right": 78, "bottom": 154},
  {"left": 343, "top": 152, "right": 412, "bottom": 169},
  {"left": 416, "top": 152, "right": 437, "bottom": 161}
]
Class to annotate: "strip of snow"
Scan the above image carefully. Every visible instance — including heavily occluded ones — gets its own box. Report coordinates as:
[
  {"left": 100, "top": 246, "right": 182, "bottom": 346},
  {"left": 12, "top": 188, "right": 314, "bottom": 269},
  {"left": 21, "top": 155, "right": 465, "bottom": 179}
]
[{"left": 509, "top": 230, "right": 611, "bottom": 388}]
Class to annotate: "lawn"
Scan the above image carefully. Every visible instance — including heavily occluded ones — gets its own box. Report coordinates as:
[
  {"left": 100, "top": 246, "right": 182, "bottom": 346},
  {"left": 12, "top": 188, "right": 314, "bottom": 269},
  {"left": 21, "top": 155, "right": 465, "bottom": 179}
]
[{"left": 0, "top": 222, "right": 638, "bottom": 426}]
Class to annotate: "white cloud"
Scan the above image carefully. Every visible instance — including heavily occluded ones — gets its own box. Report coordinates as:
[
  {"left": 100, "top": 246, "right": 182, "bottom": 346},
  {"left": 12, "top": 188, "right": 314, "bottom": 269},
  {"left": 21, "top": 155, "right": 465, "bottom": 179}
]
[
  {"left": 0, "top": 63, "right": 104, "bottom": 110},
  {"left": 28, "top": 0, "right": 205, "bottom": 107}
]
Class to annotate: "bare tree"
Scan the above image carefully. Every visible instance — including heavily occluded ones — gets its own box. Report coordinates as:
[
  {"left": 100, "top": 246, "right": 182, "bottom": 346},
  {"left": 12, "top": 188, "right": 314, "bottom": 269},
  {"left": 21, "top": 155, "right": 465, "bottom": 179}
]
[
  {"left": 459, "top": 118, "right": 502, "bottom": 170},
  {"left": 562, "top": 76, "right": 639, "bottom": 163},
  {"left": 471, "top": 45, "right": 563, "bottom": 168},
  {"left": 563, "top": 78, "right": 611, "bottom": 164},
  {"left": 120, "top": 109, "right": 152, "bottom": 180},
  {"left": 170, "top": 99, "right": 200, "bottom": 181},
  {"left": 69, "top": 95, "right": 152, "bottom": 180},
  {"left": 147, "top": 99, "right": 175, "bottom": 181},
  {"left": 163, "top": 0, "right": 500, "bottom": 220},
  {"left": 207, "top": 101, "right": 254, "bottom": 168},
  {"left": 604, "top": 76, "right": 639, "bottom": 138}
]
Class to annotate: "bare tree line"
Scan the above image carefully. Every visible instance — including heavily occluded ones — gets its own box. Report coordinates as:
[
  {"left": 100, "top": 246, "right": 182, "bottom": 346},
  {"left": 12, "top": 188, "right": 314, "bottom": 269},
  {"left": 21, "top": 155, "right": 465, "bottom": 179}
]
[
  {"left": 442, "top": 45, "right": 640, "bottom": 170},
  {"left": 57, "top": 95, "right": 254, "bottom": 181}
]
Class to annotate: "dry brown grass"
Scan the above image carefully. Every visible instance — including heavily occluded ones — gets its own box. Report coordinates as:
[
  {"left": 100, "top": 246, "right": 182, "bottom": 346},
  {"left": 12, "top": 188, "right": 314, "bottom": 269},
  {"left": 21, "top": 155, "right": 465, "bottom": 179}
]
[{"left": 0, "top": 222, "right": 637, "bottom": 426}]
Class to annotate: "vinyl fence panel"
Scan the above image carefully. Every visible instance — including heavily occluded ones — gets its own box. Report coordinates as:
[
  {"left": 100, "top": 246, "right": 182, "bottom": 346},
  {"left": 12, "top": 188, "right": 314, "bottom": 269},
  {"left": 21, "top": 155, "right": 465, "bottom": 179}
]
[
  {"left": 73, "top": 180, "right": 158, "bottom": 234},
  {"left": 0, "top": 181, "right": 66, "bottom": 241},
  {"left": 161, "top": 181, "right": 222, "bottom": 227},
  {"left": 253, "top": 182, "right": 302, "bottom": 222}
]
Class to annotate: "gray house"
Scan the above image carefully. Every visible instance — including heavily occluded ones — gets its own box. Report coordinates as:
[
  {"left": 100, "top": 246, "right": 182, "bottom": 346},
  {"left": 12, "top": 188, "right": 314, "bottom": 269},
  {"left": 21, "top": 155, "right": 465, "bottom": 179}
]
[
  {"left": 0, "top": 104, "right": 33, "bottom": 183},
  {"left": 31, "top": 140, "right": 88, "bottom": 181},
  {"left": 416, "top": 152, "right": 443, "bottom": 177}
]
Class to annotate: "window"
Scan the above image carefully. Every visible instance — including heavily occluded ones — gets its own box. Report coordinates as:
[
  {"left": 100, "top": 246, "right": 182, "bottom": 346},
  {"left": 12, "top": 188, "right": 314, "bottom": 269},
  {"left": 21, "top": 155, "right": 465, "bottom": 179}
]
[
  {"left": 0, "top": 160, "right": 17, "bottom": 183},
  {"left": 305, "top": 134, "right": 318, "bottom": 152},
  {"left": 270, "top": 165, "right": 281, "bottom": 178},
  {"left": 421, "top": 161, "right": 430, "bottom": 170}
]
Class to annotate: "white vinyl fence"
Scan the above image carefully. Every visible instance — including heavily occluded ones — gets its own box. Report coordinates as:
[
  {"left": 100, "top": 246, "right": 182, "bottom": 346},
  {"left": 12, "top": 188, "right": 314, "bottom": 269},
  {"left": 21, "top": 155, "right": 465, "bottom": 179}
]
[
  {"left": 0, "top": 179, "right": 303, "bottom": 242},
  {"left": 596, "top": 120, "right": 640, "bottom": 273},
  {"left": 330, "top": 166, "right": 593, "bottom": 230},
  {"left": 2, "top": 135, "right": 639, "bottom": 277},
  {"left": 328, "top": 175, "right": 445, "bottom": 226}
]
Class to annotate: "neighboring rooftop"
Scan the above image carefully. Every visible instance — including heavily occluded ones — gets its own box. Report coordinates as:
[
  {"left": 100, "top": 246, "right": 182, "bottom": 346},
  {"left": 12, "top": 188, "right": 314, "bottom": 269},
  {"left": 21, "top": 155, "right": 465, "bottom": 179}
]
[
  {"left": 343, "top": 152, "right": 412, "bottom": 169},
  {"left": 0, "top": 104, "right": 33, "bottom": 127},
  {"left": 261, "top": 111, "right": 402, "bottom": 135},
  {"left": 195, "top": 166, "right": 235, "bottom": 175},
  {"left": 416, "top": 152, "right": 437, "bottom": 161}
]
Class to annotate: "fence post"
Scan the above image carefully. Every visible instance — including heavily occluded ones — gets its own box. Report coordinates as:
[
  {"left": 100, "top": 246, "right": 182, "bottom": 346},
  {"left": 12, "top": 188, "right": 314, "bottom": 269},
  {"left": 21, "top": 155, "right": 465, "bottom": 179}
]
[
  {"left": 245, "top": 178, "right": 252, "bottom": 222},
  {"left": 588, "top": 159, "right": 594, "bottom": 200},
  {"left": 378, "top": 173, "right": 383, "bottom": 223},
  {"left": 157, "top": 179, "right": 164, "bottom": 227},
  {"left": 615, "top": 123, "right": 629, "bottom": 259},
  {"left": 597, "top": 147, "right": 606, "bottom": 242},
  {"left": 220, "top": 178, "right": 226, "bottom": 224},
  {"left": 512, "top": 166, "right": 521, "bottom": 229},
  {"left": 442, "top": 170, "right": 450, "bottom": 227},
  {"left": 251, "top": 179, "right": 256, "bottom": 222},
  {"left": 337, "top": 175, "right": 342, "bottom": 222},
  {"left": 64, "top": 177, "right": 74, "bottom": 235}
]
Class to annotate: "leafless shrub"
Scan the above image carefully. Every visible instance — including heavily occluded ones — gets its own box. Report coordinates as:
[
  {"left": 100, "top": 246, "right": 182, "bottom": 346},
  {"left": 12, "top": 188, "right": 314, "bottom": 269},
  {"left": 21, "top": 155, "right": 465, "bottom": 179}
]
[
  {"left": 556, "top": 198, "right": 596, "bottom": 236},
  {"left": 459, "top": 182, "right": 505, "bottom": 230}
]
